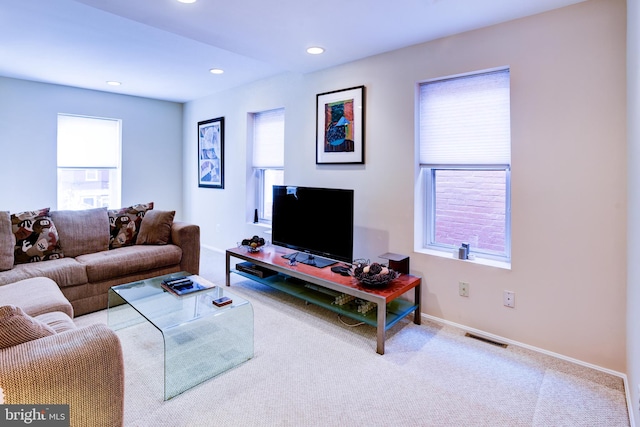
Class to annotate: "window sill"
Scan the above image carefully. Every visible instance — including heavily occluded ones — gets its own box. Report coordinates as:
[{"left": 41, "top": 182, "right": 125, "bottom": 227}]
[
  {"left": 248, "top": 221, "right": 271, "bottom": 229},
  {"left": 415, "top": 247, "right": 511, "bottom": 270}
]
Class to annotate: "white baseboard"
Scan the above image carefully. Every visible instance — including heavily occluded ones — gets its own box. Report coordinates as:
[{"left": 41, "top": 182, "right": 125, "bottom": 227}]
[
  {"left": 421, "top": 313, "right": 635, "bottom": 426},
  {"left": 625, "top": 376, "right": 636, "bottom": 427},
  {"left": 421, "top": 313, "right": 623, "bottom": 377},
  {"left": 201, "top": 246, "right": 635, "bottom": 425}
]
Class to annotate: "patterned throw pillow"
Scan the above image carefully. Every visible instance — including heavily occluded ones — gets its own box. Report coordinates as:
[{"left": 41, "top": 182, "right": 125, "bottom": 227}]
[
  {"left": 0, "top": 305, "right": 56, "bottom": 349},
  {"left": 11, "top": 208, "right": 64, "bottom": 265},
  {"left": 108, "top": 202, "right": 154, "bottom": 249}
]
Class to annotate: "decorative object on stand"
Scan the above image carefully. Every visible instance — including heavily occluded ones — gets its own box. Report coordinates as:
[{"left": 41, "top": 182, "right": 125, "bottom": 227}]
[
  {"left": 378, "top": 252, "right": 410, "bottom": 274},
  {"left": 457, "top": 243, "right": 470, "bottom": 260},
  {"left": 198, "top": 117, "right": 225, "bottom": 189},
  {"left": 352, "top": 260, "right": 399, "bottom": 288},
  {"left": 316, "top": 85, "right": 365, "bottom": 164},
  {"left": 240, "top": 235, "right": 266, "bottom": 253}
]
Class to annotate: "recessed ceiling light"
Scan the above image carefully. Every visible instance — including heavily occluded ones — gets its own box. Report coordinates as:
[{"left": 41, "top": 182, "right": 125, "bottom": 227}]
[
  {"left": 306, "top": 47, "right": 325, "bottom": 55},
  {"left": 177, "top": 0, "right": 197, "bottom": 4},
  {"left": 106, "top": 81, "right": 121, "bottom": 86},
  {"left": 209, "top": 68, "right": 224, "bottom": 74}
]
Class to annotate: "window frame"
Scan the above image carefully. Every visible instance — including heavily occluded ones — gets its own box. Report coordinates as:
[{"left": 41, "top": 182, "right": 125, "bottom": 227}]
[
  {"left": 416, "top": 68, "right": 512, "bottom": 265},
  {"left": 254, "top": 167, "right": 284, "bottom": 222},
  {"left": 56, "top": 114, "right": 122, "bottom": 211},
  {"left": 249, "top": 108, "right": 285, "bottom": 224}
]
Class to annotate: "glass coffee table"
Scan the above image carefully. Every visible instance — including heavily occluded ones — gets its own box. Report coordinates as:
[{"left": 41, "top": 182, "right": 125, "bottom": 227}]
[{"left": 107, "top": 272, "right": 253, "bottom": 400}]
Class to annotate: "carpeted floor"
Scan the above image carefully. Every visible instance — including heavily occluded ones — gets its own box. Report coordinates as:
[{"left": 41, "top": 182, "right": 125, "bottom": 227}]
[{"left": 75, "top": 248, "right": 630, "bottom": 426}]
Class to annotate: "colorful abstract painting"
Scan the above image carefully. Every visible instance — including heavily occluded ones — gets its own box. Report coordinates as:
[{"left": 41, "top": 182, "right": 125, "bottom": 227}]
[
  {"left": 324, "top": 98, "right": 354, "bottom": 152},
  {"left": 316, "top": 86, "right": 365, "bottom": 164}
]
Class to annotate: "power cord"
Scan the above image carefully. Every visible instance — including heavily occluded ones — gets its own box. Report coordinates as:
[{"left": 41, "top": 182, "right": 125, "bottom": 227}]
[{"left": 337, "top": 314, "right": 365, "bottom": 327}]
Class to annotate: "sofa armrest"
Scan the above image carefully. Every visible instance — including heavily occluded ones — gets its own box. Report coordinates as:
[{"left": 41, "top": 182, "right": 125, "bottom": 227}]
[
  {"left": 171, "top": 221, "right": 200, "bottom": 275},
  {"left": 0, "top": 324, "right": 124, "bottom": 427}
]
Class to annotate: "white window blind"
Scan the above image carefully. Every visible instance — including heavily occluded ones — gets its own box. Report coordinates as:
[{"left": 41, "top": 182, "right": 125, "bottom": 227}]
[
  {"left": 57, "top": 115, "right": 120, "bottom": 168},
  {"left": 419, "top": 70, "right": 511, "bottom": 165},
  {"left": 253, "top": 108, "right": 284, "bottom": 168}
]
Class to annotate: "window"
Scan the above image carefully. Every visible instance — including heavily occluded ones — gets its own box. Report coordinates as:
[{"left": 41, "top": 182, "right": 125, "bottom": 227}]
[
  {"left": 82, "top": 196, "right": 96, "bottom": 207},
  {"left": 417, "top": 69, "right": 511, "bottom": 262},
  {"left": 85, "top": 170, "right": 98, "bottom": 181},
  {"left": 57, "top": 114, "right": 121, "bottom": 210},
  {"left": 251, "top": 108, "right": 284, "bottom": 222}
]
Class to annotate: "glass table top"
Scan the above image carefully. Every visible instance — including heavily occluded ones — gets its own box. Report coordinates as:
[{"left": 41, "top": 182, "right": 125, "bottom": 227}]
[
  {"left": 109, "top": 271, "right": 249, "bottom": 331},
  {"left": 108, "top": 271, "right": 254, "bottom": 400}
]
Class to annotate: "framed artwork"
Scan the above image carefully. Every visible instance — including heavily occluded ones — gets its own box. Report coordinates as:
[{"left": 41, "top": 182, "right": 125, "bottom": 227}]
[
  {"left": 316, "top": 85, "right": 365, "bottom": 164},
  {"left": 198, "top": 117, "right": 224, "bottom": 188}
]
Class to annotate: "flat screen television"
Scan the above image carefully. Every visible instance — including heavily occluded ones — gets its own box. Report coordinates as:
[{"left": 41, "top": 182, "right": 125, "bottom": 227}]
[{"left": 271, "top": 185, "right": 354, "bottom": 268}]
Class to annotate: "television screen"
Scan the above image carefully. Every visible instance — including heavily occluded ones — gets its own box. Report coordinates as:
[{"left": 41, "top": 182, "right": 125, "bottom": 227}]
[{"left": 271, "top": 186, "right": 354, "bottom": 267}]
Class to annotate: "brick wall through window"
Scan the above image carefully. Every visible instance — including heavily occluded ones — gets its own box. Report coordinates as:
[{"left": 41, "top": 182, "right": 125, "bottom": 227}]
[{"left": 434, "top": 170, "right": 506, "bottom": 253}]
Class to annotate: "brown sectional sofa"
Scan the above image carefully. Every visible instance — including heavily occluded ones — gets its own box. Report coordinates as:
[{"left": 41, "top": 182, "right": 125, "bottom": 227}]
[
  {"left": 0, "top": 206, "right": 200, "bottom": 316},
  {"left": 0, "top": 277, "right": 125, "bottom": 426}
]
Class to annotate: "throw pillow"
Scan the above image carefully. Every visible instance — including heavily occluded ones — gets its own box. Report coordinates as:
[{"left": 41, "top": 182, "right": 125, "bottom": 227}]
[
  {"left": 108, "top": 202, "right": 154, "bottom": 249},
  {"left": 0, "top": 305, "right": 56, "bottom": 349},
  {"left": 51, "top": 207, "right": 110, "bottom": 258},
  {"left": 0, "top": 211, "right": 15, "bottom": 271},
  {"left": 136, "top": 210, "right": 175, "bottom": 245},
  {"left": 11, "top": 208, "right": 64, "bottom": 265}
]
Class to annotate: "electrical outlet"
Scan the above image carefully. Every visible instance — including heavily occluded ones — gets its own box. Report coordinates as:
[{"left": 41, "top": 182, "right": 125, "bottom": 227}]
[
  {"left": 459, "top": 281, "right": 469, "bottom": 297},
  {"left": 503, "top": 291, "right": 515, "bottom": 308}
]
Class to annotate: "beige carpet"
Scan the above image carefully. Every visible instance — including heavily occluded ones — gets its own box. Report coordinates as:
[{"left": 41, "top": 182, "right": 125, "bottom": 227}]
[{"left": 75, "top": 249, "right": 630, "bottom": 426}]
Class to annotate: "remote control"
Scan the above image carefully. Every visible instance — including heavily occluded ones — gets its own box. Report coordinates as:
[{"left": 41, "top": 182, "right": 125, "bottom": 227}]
[{"left": 164, "top": 277, "right": 190, "bottom": 286}]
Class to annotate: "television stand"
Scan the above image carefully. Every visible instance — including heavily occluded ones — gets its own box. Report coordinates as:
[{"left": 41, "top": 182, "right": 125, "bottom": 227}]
[
  {"left": 282, "top": 252, "right": 337, "bottom": 268},
  {"left": 226, "top": 245, "right": 421, "bottom": 355}
]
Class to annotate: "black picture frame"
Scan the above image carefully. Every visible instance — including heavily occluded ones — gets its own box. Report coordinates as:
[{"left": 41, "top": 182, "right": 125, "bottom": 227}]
[
  {"left": 198, "top": 117, "right": 224, "bottom": 188},
  {"left": 316, "top": 85, "right": 365, "bottom": 164}
]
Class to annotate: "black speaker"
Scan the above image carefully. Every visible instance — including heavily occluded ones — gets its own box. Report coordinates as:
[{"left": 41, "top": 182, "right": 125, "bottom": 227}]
[{"left": 379, "top": 252, "right": 409, "bottom": 275}]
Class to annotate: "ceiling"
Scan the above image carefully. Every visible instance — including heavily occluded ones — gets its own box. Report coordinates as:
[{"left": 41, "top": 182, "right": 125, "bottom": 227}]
[{"left": 0, "top": 0, "right": 587, "bottom": 103}]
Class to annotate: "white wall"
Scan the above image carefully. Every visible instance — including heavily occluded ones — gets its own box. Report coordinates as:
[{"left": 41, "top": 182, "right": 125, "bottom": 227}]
[
  {"left": 0, "top": 77, "right": 184, "bottom": 216},
  {"left": 628, "top": 0, "right": 639, "bottom": 419},
  {"left": 185, "top": 0, "right": 626, "bottom": 371}
]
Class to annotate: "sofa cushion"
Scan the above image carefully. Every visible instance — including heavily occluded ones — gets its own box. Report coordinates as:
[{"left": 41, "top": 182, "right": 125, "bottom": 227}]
[
  {"left": 76, "top": 244, "right": 182, "bottom": 282},
  {"left": 0, "top": 258, "right": 88, "bottom": 289},
  {"left": 136, "top": 210, "right": 175, "bottom": 245},
  {"left": 0, "top": 305, "right": 56, "bottom": 349},
  {"left": 51, "top": 207, "right": 110, "bottom": 258},
  {"left": 35, "top": 311, "right": 77, "bottom": 334},
  {"left": 0, "top": 212, "right": 15, "bottom": 271},
  {"left": 108, "top": 202, "right": 154, "bottom": 249},
  {"left": 11, "top": 208, "right": 64, "bottom": 265},
  {"left": 0, "top": 277, "right": 74, "bottom": 318}
]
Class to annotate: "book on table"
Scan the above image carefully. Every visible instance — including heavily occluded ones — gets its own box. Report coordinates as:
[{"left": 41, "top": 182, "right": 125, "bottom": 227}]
[{"left": 161, "top": 275, "right": 215, "bottom": 296}]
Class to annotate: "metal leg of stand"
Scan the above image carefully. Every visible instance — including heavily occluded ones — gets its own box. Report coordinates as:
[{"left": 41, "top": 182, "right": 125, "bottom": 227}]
[
  {"left": 225, "top": 252, "right": 231, "bottom": 286},
  {"left": 376, "top": 302, "right": 386, "bottom": 355},
  {"left": 414, "top": 282, "right": 422, "bottom": 325}
]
